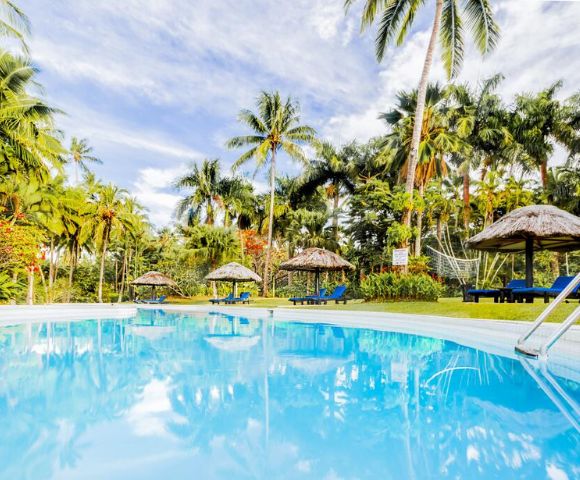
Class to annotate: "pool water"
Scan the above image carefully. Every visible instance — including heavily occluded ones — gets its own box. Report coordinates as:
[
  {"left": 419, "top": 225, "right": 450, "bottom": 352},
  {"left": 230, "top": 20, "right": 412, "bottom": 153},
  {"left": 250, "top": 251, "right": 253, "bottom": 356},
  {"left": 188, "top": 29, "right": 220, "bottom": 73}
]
[{"left": 0, "top": 309, "right": 578, "bottom": 479}]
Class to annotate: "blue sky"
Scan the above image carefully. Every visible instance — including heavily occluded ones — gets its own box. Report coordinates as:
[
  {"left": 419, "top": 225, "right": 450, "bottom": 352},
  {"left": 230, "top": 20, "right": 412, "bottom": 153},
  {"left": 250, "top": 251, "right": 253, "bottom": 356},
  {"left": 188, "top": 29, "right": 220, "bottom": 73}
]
[{"left": 26, "top": 0, "right": 580, "bottom": 226}]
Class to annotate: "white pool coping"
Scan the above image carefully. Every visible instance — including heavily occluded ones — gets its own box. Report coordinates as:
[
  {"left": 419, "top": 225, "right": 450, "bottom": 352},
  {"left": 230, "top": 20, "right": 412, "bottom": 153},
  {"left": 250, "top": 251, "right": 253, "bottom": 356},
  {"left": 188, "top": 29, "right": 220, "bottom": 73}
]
[{"left": 1, "top": 303, "right": 578, "bottom": 379}]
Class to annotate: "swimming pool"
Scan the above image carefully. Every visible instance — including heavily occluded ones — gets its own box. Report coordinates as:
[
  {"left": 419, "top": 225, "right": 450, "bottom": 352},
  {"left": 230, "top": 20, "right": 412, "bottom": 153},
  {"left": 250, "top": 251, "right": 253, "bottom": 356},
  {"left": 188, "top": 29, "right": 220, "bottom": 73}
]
[{"left": 0, "top": 308, "right": 578, "bottom": 479}]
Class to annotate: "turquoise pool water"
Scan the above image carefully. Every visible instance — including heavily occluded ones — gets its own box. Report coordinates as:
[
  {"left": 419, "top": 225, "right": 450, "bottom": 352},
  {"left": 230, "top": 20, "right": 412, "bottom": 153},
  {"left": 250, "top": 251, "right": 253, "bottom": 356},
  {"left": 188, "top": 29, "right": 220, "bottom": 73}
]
[{"left": 0, "top": 309, "right": 578, "bottom": 479}]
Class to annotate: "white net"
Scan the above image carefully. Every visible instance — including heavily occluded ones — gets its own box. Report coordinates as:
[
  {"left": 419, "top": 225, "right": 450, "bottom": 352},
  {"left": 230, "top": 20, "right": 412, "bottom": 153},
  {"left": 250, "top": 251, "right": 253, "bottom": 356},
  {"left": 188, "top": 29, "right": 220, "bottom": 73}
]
[{"left": 426, "top": 245, "right": 480, "bottom": 283}]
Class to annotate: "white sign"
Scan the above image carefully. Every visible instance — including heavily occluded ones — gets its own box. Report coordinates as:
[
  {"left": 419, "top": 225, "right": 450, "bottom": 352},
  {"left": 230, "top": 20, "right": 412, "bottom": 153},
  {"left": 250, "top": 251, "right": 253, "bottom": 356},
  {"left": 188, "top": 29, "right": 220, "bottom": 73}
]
[{"left": 392, "top": 248, "right": 409, "bottom": 266}]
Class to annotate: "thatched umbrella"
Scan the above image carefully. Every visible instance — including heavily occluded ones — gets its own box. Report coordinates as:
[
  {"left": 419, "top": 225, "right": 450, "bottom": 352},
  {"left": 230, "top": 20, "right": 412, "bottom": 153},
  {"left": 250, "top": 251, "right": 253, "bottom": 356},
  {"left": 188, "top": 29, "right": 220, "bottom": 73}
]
[
  {"left": 131, "top": 271, "right": 177, "bottom": 299},
  {"left": 466, "top": 205, "right": 580, "bottom": 287},
  {"left": 279, "top": 247, "right": 355, "bottom": 295},
  {"left": 205, "top": 262, "right": 262, "bottom": 297}
]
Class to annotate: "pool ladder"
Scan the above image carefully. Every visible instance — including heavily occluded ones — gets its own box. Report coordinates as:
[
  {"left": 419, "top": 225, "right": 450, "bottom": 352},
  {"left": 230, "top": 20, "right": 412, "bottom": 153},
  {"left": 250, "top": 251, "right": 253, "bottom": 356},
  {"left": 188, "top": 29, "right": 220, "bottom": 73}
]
[{"left": 515, "top": 272, "right": 580, "bottom": 359}]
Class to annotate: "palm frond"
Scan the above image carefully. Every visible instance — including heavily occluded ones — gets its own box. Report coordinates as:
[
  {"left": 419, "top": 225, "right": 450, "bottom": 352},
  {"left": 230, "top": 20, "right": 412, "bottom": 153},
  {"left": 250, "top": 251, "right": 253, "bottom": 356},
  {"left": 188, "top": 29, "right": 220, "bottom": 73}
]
[
  {"left": 441, "top": 0, "right": 464, "bottom": 79},
  {"left": 463, "top": 0, "right": 499, "bottom": 55}
]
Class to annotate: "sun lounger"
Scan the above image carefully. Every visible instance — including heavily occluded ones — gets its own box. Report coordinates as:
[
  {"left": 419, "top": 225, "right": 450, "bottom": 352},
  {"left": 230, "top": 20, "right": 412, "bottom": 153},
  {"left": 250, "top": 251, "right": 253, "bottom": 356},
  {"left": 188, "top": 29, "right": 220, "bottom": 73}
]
[
  {"left": 467, "top": 279, "right": 526, "bottom": 303},
  {"left": 139, "top": 295, "right": 167, "bottom": 304},
  {"left": 228, "top": 292, "right": 251, "bottom": 304},
  {"left": 288, "top": 288, "right": 327, "bottom": 305},
  {"left": 209, "top": 293, "right": 234, "bottom": 304},
  {"left": 310, "top": 285, "right": 348, "bottom": 305},
  {"left": 512, "top": 276, "right": 580, "bottom": 303}
]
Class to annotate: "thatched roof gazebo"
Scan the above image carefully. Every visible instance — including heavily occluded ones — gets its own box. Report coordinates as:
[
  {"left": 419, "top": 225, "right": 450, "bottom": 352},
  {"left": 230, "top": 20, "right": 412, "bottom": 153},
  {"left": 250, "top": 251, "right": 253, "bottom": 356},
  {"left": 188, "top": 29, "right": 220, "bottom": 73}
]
[
  {"left": 131, "top": 271, "right": 177, "bottom": 299},
  {"left": 279, "top": 247, "right": 355, "bottom": 295},
  {"left": 466, "top": 205, "right": 580, "bottom": 287},
  {"left": 205, "top": 262, "right": 262, "bottom": 296}
]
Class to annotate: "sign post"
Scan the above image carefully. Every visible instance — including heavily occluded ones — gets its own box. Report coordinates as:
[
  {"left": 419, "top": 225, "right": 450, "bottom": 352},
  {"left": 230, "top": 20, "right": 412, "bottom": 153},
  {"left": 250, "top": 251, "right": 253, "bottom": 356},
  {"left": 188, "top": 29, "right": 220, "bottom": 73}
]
[{"left": 392, "top": 248, "right": 409, "bottom": 267}]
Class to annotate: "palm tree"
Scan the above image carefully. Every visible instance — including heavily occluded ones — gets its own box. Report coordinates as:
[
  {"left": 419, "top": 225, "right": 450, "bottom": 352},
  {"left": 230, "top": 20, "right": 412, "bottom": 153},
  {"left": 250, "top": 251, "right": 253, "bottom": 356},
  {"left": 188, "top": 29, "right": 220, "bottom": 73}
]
[
  {"left": 297, "top": 142, "right": 356, "bottom": 247},
  {"left": 512, "top": 81, "right": 579, "bottom": 189},
  {"left": 0, "top": 1, "right": 30, "bottom": 52},
  {"left": 448, "top": 74, "right": 511, "bottom": 231},
  {"left": 218, "top": 176, "right": 254, "bottom": 228},
  {"left": 82, "top": 184, "right": 136, "bottom": 303},
  {"left": 69, "top": 137, "right": 101, "bottom": 184},
  {"left": 227, "top": 91, "right": 316, "bottom": 295},
  {"left": 381, "top": 83, "right": 462, "bottom": 254},
  {"left": 0, "top": 50, "right": 64, "bottom": 180},
  {"left": 345, "top": 0, "right": 499, "bottom": 230},
  {"left": 175, "top": 159, "right": 223, "bottom": 226}
]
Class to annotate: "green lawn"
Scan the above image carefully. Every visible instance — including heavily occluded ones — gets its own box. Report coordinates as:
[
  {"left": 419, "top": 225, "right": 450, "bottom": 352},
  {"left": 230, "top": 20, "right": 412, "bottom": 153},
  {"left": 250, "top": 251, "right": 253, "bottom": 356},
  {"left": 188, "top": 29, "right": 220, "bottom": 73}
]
[{"left": 167, "top": 296, "right": 578, "bottom": 323}]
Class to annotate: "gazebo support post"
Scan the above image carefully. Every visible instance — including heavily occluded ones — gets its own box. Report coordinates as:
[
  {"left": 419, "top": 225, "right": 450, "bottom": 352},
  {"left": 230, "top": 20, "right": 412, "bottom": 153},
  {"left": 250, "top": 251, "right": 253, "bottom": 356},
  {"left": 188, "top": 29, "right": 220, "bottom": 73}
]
[
  {"left": 232, "top": 280, "right": 237, "bottom": 298},
  {"left": 525, "top": 237, "right": 534, "bottom": 288},
  {"left": 315, "top": 269, "right": 320, "bottom": 296}
]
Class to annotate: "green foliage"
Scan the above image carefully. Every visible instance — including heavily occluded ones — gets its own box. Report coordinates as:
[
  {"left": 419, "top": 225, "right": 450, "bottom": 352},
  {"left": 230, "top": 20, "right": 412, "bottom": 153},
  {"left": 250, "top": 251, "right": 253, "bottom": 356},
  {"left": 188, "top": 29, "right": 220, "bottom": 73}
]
[
  {"left": 0, "top": 271, "right": 19, "bottom": 300},
  {"left": 361, "top": 272, "right": 444, "bottom": 302}
]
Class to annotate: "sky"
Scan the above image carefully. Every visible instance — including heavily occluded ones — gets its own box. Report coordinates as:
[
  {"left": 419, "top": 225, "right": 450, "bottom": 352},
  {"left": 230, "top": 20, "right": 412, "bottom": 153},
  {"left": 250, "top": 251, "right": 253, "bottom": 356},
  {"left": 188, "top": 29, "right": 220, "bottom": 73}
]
[{"left": 25, "top": 0, "right": 580, "bottom": 227}]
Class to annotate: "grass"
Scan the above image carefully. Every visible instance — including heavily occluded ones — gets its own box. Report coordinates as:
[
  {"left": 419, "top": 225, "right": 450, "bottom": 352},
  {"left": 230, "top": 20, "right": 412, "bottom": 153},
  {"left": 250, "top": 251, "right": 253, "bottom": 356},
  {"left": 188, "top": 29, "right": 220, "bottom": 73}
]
[{"left": 166, "top": 296, "right": 579, "bottom": 323}]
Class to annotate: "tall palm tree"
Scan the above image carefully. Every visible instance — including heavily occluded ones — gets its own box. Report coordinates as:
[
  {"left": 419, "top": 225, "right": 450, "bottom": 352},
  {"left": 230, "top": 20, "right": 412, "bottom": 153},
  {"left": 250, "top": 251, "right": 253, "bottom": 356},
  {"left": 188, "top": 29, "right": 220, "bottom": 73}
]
[
  {"left": 512, "top": 81, "right": 579, "bottom": 189},
  {"left": 227, "top": 91, "right": 316, "bottom": 295},
  {"left": 448, "top": 74, "right": 511, "bottom": 231},
  {"left": 175, "top": 159, "right": 223, "bottom": 226},
  {"left": 381, "top": 83, "right": 462, "bottom": 254},
  {"left": 345, "top": 0, "right": 499, "bottom": 230},
  {"left": 0, "top": 1, "right": 30, "bottom": 52},
  {"left": 81, "top": 184, "right": 136, "bottom": 303},
  {"left": 69, "top": 137, "right": 101, "bottom": 184},
  {"left": 0, "top": 50, "right": 64, "bottom": 180},
  {"left": 297, "top": 142, "right": 356, "bottom": 247}
]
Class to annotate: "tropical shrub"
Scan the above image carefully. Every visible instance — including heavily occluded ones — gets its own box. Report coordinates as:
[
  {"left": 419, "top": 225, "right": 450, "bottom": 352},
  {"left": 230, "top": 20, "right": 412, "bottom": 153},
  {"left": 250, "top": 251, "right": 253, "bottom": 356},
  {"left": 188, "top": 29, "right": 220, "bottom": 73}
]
[
  {"left": 361, "top": 272, "right": 443, "bottom": 302},
  {"left": 0, "top": 272, "right": 19, "bottom": 301}
]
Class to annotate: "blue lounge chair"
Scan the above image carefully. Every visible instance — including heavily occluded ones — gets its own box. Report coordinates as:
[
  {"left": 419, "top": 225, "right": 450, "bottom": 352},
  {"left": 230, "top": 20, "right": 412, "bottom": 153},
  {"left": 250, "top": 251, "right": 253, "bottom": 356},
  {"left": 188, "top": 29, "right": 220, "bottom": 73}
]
[
  {"left": 228, "top": 292, "right": 251, "bottom": 304},
  {"left": 512, "top": 276, "right": 580, "bottom": 303},
  {"left": 140, "top": 295, "right": 167, "bottom": 304},
  {"left": 209, "top": 293, "right": 234, "bottom": 305},
  {"left": 467, "top": 279, "right": 526, "bottom": 303},
  {"left": 289, "top": 288, "right": 327, "bottom": 306},
  {"left": 311, "top": 285, "right": 348, "bottom": 305}
]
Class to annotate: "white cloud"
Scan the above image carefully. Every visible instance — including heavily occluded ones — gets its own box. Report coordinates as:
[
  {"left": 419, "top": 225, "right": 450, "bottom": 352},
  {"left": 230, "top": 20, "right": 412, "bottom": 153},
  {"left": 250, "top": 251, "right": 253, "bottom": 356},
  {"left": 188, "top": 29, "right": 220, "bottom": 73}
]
[
  {"left": 324, "top": 1, "right": 580, "bottom": 145},
  {"left": 132, "top": 164, "right": 189, "bottom": 227},
  {"left": 25, "top": 0, "right": 580, "bottom": 224}
]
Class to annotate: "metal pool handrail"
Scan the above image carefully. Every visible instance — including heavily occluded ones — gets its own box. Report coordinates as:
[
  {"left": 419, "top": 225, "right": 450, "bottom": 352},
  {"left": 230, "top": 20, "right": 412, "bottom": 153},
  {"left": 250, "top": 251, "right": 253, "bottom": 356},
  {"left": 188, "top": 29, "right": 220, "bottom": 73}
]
[{"left": 515, "top": 272, "right": 580, "bottom": 359}]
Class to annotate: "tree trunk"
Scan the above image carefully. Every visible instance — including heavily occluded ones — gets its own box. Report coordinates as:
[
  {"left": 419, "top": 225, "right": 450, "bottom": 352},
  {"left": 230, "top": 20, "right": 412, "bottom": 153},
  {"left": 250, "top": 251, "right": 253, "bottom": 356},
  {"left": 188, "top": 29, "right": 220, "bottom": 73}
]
[
  {"left": 26, "top": 268, "right": 34, "bottom": 305},
  {"left": 402, "top": 0, "right": 443, "bottom": 233},
  {"left": 332, "top": 190, "right": 340, "bottom": 249},
  {"left": 414, "top": 185, "right": 425, "bottom": 256},
  {"left": 540, "top": 160, "right": 549, "bottom": 189},
  {"left": 48, "top": 238, "right": 55, "bottom": 291},
  {"left": 463, "top": 171, "right": 470, "bottom": 231},
  {"left": 436, "top": 217, "right": 442, "bottom": 243},
  {"left": 68, "top": 255, "right": 75, "bottom": 303},
  {"left": 263, "top": 148, "right": 277, "bottom": 297},
  {"left": 117, "top": 247, "right": 128, "bottom": 303},
  {"left": 239, "top": 228, "right": 245, "bottom": 260},
  {"left": 98, "top": 228, "right": 109, "bottom": 303}
]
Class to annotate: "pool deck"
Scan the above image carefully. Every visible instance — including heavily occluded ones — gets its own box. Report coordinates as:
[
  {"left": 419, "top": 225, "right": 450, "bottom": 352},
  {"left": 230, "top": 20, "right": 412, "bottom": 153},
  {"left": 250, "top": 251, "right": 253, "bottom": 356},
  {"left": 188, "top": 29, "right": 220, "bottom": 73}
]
[{"left": 1, "top": 303, "right": 578, "bottom": 379}]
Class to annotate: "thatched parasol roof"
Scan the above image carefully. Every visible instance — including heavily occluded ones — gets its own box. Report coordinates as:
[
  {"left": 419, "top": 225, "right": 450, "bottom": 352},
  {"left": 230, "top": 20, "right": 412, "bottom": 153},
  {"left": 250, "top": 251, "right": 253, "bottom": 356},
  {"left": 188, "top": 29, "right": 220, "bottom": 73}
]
[
  {"left": 131, "top": 271, "right": 177, "bottom": 287},
  {"left": 466, "top": 205, "right": 580, "bottom": 252},
  {"left": 279, "top": 247, "right": 355, "bottom": 272},
  {"left": 205, "top": 262, "right": 262, "bottom": 282}
]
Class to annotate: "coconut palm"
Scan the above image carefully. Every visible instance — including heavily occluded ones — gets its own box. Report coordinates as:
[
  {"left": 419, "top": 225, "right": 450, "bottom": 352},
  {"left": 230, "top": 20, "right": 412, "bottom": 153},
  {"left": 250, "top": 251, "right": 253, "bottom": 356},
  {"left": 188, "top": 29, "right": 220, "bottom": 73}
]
[
  {"left": 0, "top": 1, "right": 30, "bottom": 52},
  {"left": 448, "top": 74, "right": 512, "bottom": 230},
  {"left": 0, "top": 50, "right": 64, "bottom": 180},
  {"left": 297, "top": 142, "right": 357, "bottom": 247},
  {"left": 227, "top": 91, "right": 316, "bottom": 295},
  {"left": 81, "top": 184, "right": 137, "bottom": 303},
  {"left": 69, "top": 137, "right": 101, "bottom": 184},
  {"left": 381, "top": 83, "right": 463, "bottom": 254},
  {"left": 345, "top": 0, "right": 499, "bottom": 230},
  {"left": 175, "top": 159, "right": 223, "bottom": 226},
  {"left": 512, "top": 81, "right": 579, "bottom": 189}
]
